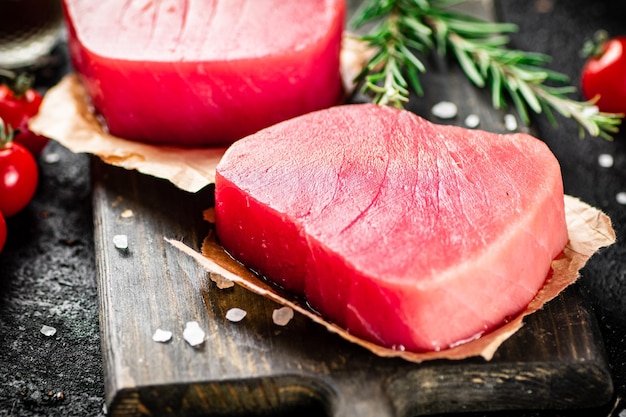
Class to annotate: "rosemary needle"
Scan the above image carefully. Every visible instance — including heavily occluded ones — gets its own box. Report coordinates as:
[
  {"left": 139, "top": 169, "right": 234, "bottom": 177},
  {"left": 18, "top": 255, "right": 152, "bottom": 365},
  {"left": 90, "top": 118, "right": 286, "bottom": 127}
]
[{"left": 351, "top": 0, "right": 623, "bottom": 139}]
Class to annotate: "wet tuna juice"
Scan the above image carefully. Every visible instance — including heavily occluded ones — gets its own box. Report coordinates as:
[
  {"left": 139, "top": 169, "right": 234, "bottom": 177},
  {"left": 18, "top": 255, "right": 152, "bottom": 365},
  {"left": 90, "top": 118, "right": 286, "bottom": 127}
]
[{"left": 0, "top": 0, "right": 63, "bottom": 69}]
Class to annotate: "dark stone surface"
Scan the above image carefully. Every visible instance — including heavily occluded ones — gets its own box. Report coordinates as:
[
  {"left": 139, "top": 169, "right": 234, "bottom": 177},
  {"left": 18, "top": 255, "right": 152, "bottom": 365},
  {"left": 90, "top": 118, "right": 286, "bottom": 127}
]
[
  {"left": 496, "top": 2, "right": 626, "bottom": 416},
  {"left": 0, "top": 144, "right": 104, "bottom": 417},
  {"left": 1, "top": 0, "right": 625, "bottom": 416}
]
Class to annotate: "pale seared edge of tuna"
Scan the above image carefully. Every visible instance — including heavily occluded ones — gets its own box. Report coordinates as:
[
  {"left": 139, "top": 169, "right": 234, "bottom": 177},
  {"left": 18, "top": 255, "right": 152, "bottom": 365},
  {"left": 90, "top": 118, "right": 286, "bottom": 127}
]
[
  {"left": 214, "top": 103, "right": 568, "bottom": 352},
  {"left": 62, "top": 0, "right": 346, "bottom": 147}
]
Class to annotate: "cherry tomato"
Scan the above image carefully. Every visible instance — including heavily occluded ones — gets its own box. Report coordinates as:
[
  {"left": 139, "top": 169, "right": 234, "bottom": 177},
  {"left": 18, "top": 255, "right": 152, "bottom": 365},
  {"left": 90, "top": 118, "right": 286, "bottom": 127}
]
[
  {"left": 0, "top": 73, "right": 49, "bottom": 156},
  {"left": 0, "top": 211, "right": 6, "bottom": 253},
  {"left": 0, "top": 126, "right": 38, "bottom": 217},
  {"left": 581, "top": 35, "right": 626, "bottom": 114}
]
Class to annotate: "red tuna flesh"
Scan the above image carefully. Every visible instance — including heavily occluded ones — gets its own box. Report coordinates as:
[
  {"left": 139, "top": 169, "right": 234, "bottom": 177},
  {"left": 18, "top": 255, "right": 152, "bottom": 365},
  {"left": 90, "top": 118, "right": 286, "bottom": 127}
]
[
  {"left": 215, "top": 104, "right": 568, "bottom": 352},
  {"left": 62, "top": 0, "right": 345, "bottom": 147}
]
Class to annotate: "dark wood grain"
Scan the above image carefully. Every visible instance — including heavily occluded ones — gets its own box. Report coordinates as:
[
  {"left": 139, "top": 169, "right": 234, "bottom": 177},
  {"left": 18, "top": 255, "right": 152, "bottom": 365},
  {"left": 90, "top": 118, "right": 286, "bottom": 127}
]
[{"left": 92, "top": 1, "right": 613, "bottom": 416}]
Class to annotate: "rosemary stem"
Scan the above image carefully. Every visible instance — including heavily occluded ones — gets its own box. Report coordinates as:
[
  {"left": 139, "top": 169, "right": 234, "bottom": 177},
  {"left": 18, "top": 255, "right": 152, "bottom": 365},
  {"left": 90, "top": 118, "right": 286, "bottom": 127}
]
[{"left": 352, "top": 0, "right": 623, "bottom": 139}]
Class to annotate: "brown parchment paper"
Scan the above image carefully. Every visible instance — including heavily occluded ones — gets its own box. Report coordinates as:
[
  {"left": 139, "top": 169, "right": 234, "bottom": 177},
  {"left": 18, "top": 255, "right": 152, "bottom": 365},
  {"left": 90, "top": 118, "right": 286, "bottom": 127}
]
[
  {"left": 28, "top": 74, "right": 226, "bottom": 193},
  {"left": 168, "top": 195, "right": 616, "bottom": 363},
  {"left": 28, "top": 34, "right": 373, "bottom": 193}
]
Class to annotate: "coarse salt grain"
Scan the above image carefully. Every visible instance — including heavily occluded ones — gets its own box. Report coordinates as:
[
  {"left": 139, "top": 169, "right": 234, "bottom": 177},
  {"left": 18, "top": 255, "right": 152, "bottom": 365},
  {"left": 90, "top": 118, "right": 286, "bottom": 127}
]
[
  {"left": 210, "top": 273, "right": 235, "bottom": 289},
  {"left": 43, "top": 152, "right": 61, "bottom": 164},
  {"left": 616, "top": 192, "right": 626, "bottom": 205},
  {"left": 113, "top": 234, "right": 128, "bottom": 250},
  {"left": 183, "top": 321, "right": 205, "bottom": 347},
  {"left": 152, "top": 328, "right": 173, "bottom": 343},
  {"left": 120, "top": 209, "right": 134, "bottom": 218},
  {"left": 272, "top": 306, "right": 294, "bottom": 326},
  {"left": 40, "top": 325, "right": 57, "bottom": 337},
  {"left": 225, "top": 308, "right": 247, "bottom": 322},
  {"left": 598, "top": 154, "right": 614, "bottom": 168},
  {"left": 464, "top": 114, "right": 480, "bottom": 128},
  {"left": 504, "top": 114, "right": 518, "bottom": 131},
  {"left": 431, "top": 101, "right": 458, "bottom": 119}
]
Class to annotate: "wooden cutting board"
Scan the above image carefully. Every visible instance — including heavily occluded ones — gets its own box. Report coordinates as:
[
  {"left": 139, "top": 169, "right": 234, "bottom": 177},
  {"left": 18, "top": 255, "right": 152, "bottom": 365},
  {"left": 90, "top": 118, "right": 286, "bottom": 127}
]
[
  {"left": 93, "top": 158, "right": 613, "bottom": 417},
  {"left": 91, "top": 2, "right": 613, "bottom": 416}
]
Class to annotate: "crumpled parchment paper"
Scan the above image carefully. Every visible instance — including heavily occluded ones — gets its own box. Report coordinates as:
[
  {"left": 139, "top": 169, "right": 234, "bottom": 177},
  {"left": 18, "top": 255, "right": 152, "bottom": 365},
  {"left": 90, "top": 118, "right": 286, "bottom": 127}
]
[
  {"left": 168, "top": 195, "right": 615, "bottom": 363},
  {"left": 29, "top": 73, "right": 225, "bottom": 193}
]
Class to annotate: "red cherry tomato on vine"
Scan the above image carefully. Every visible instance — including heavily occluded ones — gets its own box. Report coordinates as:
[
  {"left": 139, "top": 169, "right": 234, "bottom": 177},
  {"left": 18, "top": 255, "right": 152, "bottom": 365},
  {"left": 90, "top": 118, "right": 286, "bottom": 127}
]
[
  {"left": 0, "top": 136, "right": 38, "bottom": 218},
  {"left": 0, "top": 83, "right": 48, "bottom": 156},
  {"left": 581, "top": 35, "right": 626, "bottom": 114},
  {"left": 0, "top": 211, "right": 6, "bottom": 253}
]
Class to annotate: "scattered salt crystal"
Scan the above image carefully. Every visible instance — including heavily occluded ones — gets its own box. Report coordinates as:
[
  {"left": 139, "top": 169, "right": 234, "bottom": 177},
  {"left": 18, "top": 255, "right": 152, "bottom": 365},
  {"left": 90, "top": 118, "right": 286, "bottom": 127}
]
[
  {"left": 113, "top": 234, "right": 128, "bottom": 250},
  {"left": 225, "top": 308, "right": 247, "bottom": 322},
  {"left": 598, "top": 153, "right": 614, "bottom": 168},
  {"left": 40, "top": 325, "right": 57, "bottom": 337},
  {"left": 504, "top": 114, "right": 518, "bottom": 131},
  {"left": 616, "top": 192, "right": 626, "bottom": 205},
  {"left": 618, "top": 408, "right": 626, "bottom": 417},
  {"left": 183, "top": 321, "right": 205, "bottom": 347},
  {"left": 272, "top": 306, "right": 294, "bottom": 326},
  {"left": 210, "top": 273, "right": 235, "bottom": 289},
  {"left": 43, "top": 152, "right": 61, "bottom": 164},
  {"left": 464, "top": 114, "right": 480, "bottom": 128},
  {"left": 152, "top": 328, "right": 172, "bottom": 343},
  {"left": 391, "top": 344, "right": 406, "bottom": 352},
  {"left": 120, "top": 209, "right": 134, "bottom": 218},
  {"left": 431, "top": 101, "right": 458, "bottom": 119}
]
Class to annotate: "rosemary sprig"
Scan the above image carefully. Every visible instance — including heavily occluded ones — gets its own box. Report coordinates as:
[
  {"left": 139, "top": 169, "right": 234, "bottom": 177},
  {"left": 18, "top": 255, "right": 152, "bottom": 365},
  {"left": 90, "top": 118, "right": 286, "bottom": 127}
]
[{"left": 351, "top": 0, "right": 623, "bottom": 139}]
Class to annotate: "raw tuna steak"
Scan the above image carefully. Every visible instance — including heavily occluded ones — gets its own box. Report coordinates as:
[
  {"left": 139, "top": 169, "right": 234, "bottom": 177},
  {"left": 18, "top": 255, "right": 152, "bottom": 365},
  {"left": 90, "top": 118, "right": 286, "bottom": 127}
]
[
  {"left": 62, "top": 0, "right": 345, "bottom": 147},
  {"left": 215, "top": 104, "right": 568, "bottom": 352}
]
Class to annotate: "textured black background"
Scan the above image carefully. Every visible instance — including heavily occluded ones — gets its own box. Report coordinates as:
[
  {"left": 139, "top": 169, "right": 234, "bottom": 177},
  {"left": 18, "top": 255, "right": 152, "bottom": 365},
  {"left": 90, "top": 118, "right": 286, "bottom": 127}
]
[{"left": 1, "top": 0, "right": 626, "bottom": 416}]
